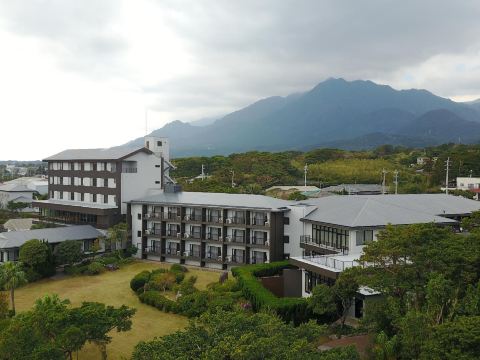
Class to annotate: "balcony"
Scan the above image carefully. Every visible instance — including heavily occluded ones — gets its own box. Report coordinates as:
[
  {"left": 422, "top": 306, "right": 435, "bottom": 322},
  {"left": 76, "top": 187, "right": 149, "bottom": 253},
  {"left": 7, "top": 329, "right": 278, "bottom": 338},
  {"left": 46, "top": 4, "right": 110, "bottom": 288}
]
[
  {"left": 145, "top": 228, "right": 162, "bottom": 237},
  {"left": 225, "top": 235, "right": 245, "bottom": 244},
  {"left": 250, "top": 236, "right": 269, "bottom": 247},
  {"left": 300, "top": 235, "right": 349, "bottom": 254},
  {"left": 165, "top": 248, "right": 182, "bottom": 257},
  {"left": 204, "top": 252, "right": 223, "bottom": 262},
  {"left": 162, "top": 213, "right": 181, "bottom": 222},
  {"left": 144, "top": 212, "right": 162, "bottom": 220},
  {"left": 184, "top": 214, "right": 203, "bottom": 222},
  {"left": 251, "top": 217, "right": 270, "bottom": 227},
  {"left": 294, "top": 254, "right": 362, "bottom": 272},
  {"left": 166, "top": 230, "right": 182, "bottom": 238},
  {"left": 184, "top": 232, "right": 202, "bottom": 240},
  {"left": 183, "top": 249, "right": 201, "bottom": 259},
  {"left": 206, "top": 232, "right": 223, "bottom": 242},
  {"left": 206, "top": 215, "right": 223, "bottom": 224},
  {"left": 143, "top": 246, "right": 162, "bottom": 256},
  {"left": 225, "top": 217, "right": 245, "bottom": 225},
  {"left": 226, "top": 254, "right": 245, "bottom": 264}
]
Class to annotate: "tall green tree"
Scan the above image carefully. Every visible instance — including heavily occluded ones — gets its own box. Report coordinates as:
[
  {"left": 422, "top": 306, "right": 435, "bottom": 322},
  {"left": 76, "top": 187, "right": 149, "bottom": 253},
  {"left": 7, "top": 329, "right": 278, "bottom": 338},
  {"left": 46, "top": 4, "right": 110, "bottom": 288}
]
[
  {"left": 0, "top": 261, "right": 27, "bottom": 315},
  {"left": 56, "top": 240, "right": 83, "bottom": 266}
]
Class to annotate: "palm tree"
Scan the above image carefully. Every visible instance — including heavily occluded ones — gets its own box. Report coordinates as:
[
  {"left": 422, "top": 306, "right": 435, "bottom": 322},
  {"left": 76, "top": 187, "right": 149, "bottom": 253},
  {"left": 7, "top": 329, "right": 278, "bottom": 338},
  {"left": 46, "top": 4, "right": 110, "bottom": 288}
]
[{"left": 0, "top": 261, "right": 27, "bottom": 315}]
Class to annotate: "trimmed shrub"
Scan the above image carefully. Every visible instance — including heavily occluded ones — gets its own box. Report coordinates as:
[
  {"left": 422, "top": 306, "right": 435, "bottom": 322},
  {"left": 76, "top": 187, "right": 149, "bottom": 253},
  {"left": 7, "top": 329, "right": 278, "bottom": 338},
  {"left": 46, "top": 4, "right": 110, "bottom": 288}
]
[
  {"left": 86, "top": 261, "right": 105, "bottom": 275},
  {"left": 170, "top": 264, "right": 188, "bottom": 273},
  {"left": 174, "top": 275, "right": 198, "bottom": 296},
  {"left": 232, "top": 261, "right": 311, "bottom": 324},
  {"left": 139, "top": 291, "right": 178, "bottom": 313},
  {"left": 149, "top": 272, "right": 177, "bottom": 292},
  {"left": 130, "top": 271, "right": 151, "bottom": 292}
]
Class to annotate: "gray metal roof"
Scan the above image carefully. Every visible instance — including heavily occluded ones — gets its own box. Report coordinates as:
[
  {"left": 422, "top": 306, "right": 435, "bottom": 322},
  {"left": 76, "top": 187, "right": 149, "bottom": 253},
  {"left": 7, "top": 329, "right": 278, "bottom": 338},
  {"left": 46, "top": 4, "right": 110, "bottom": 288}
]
[
  {"left": 44, "top": 146, "right": 150, "bottom": 161},
  {"left": 301, "top": 194, "right": 480, "bottom": 228},
  {"left": 3, "top": 218, "right": 35, "bottom": 232},
  {"left": 0, "top": 183, "right": 35, "bottom": 192},
  {"left": 321, "top": 184, "right": 383, "bottom": 193},
  {"left": 0, "top": 225, "right": 103, "bottom": 249},
  {"left": 129, "top": 191, "right": 292, "bottom": 211}
]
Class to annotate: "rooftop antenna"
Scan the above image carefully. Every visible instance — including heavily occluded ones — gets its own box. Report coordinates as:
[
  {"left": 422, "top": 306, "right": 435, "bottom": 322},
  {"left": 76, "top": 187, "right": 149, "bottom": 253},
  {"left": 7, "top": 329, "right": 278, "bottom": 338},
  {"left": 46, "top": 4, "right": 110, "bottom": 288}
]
[
  {"left": 393, "top": 170, "right": 399, "bottom": 194},
  {"left": 381, "top": 169, "right": 388, "bottom": 195},
  {"left": 304, "top": 164, "right": 308, "bottom": 187},
  {"left": 445, "top": 157, "right": 450, "bottom": 194}
]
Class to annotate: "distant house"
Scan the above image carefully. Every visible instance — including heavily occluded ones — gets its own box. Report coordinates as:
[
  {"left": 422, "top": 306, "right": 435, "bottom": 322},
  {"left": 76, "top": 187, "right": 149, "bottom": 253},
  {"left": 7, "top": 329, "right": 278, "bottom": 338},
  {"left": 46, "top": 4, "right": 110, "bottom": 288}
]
[
  {"left": 0, "top": 225, "right": 105, "bottom": 263},
  {"left": 456, "top": 177, "right": 480, "bottom": 191},
  {"left": 416, "top": 156, "right": 430, "bottom": 166},
  {"left": 0, "top": 182, "right": 37, "bottom": 211},
  {"left": 319, "top": 184, "right": 384, "bottom": 195}
]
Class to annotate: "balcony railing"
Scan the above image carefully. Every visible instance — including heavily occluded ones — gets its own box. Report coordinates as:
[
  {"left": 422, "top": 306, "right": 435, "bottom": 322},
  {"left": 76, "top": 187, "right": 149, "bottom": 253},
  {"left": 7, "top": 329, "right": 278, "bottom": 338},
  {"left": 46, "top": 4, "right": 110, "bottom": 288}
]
[
  {"left": 301, "top": 255, "right": 361, "bottom": 271},
  {"left": 166, "top": 230, "right": 181, "bottom": 237},
  {"left": 165, "top": 248, "right": 181, "bottom": 256},
  {"left": 300, "top": 235, "right": 349, "bottom": 254},
  {"left": 251, "top": 257, "right": 268, "bottom": 264},
  {"left": 207, "top": 215, "right": 223, "bottom": 224},
  {"left": 122, "top": 167, "right": 137, "bottom": 173},
  {"left": 206, "top": 232, "right": 222, "bottom": 241},
  {"left": 205, "top": 252, "right": 223, "bottom": 262},
  {"left": 226, "top": 255, "right": 245, "bottom": 264},
  {"left": 225, "top": 235, "right": 245, "bottom": 244},
  {"left": 144, "top": 246, "right": 162, "bottom": 255},
  {"left": 184, "top": 232, "right": 202, "bottom": 240},
  {"left": 251, "top": 236, "right": 269, "bottom": 246},
  {"left": 162, "top": 213, "right": 181, "bottom": 221},
  {"left": 146, "top": 228, "right": 162, "bottom": 236},
  {"left": 184, "top": 214, "right": 203, "bottom": 222},
  {"left": 226, "top": 217, "right": 245, "bottom": 225},
  {"left": 184, "top": 249, "right": 201, "bottom": 258},
  {"left": 251, "top": 217, "right": 269, "bottom": 226},
  {"left": 144, "top": 212, "right": 162, "bottom": 220}
]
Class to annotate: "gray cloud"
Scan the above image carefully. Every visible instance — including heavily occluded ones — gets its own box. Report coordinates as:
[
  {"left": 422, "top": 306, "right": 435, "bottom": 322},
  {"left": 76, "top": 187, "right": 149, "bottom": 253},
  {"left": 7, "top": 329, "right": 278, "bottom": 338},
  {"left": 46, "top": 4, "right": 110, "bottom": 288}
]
[{"left": 2, "top": 0, "right": 480, "bottom": 121}]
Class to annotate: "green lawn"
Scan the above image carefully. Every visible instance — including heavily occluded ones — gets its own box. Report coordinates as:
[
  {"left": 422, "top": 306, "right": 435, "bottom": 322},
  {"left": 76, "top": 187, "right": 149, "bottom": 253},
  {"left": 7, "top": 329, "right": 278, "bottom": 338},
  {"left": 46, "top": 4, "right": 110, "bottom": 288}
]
[{"left": 12, "top": 260, "right": 222, "bottom": 360}]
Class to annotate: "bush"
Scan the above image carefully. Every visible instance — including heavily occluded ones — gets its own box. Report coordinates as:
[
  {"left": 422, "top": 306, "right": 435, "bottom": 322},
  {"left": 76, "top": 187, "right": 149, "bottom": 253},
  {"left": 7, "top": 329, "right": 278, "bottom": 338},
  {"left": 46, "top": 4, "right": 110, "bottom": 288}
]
[
  {"left": 86, "top": 262, "right": 105, "bottom": 275},
  {"left": 130, "top": 271, "right": 151, "bottom": 292},
  {"left": 174, "top": 276, "right": 198, "bottom": 296},
  {"left": 232, "top": 261, "right": 311, "bottom": 324},
  {"left": 170, "top": 264, "right": 188, "bottom": 273},
  {"left": 139, "top": 291, "right": 178, "bottom": 313},
  {"left": 149, "top": 272, "right": 177, "bottom": 292},
  {"left": 124, "top": 245, "right": 139, "bottom": 257}
]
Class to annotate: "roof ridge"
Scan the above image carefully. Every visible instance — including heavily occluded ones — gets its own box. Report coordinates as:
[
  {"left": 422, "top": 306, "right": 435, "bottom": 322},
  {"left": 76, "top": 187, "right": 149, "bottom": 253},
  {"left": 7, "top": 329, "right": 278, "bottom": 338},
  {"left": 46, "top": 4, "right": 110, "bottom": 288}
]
[
  {"left": 350, "top": 197, "right": 370, "bottom": 227},
  {"left": 368, "top": 196, "right": 449, "bottom": 217}
]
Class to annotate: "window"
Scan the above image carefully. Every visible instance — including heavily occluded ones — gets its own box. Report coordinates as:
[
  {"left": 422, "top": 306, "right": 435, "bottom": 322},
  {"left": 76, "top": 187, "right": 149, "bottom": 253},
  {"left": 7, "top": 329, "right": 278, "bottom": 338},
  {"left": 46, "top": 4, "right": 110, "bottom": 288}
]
[
  {"left": 59, "top": 192, "right": 63, "bottom": 200},
  {"left": 312, "top": 224, "right": 349, "bottom": 250},
  {"left": 155, "top": 181, "right": 160, "bottom": 184},
  {"left": 283, "top": 235, "right": 290, "bottom": 243},
  {"left": 93, "top": 194, "right": 97, "bottom": 202},
  {"left": 137, "top": 231, "right": 141, "bottom": 237},
  {"left": 283, "top": 217, "right": 290, "bottom": 225},
  {"left": 137, "top": 213, "right": 142, "bottom": 220},
  {"left": 104, "top": 195, "right": 108, "bottom": 204},
  {"left": 93, "top": 178, "right": 97, "bottom": 187},
  {"left": 356, "top": 230, "right": 374, "bottom": 246},
  {"left": 81, "top": 193, "right": 84, "bottom": 201},
  {"left": 155, "top": 164, "right": 160, "bottom": 168},
  {"left": 70, "top": 192, "right": 74, "bottom": 201},
  {"left": 157, "top": 141, "right": 162, "bottom": 146}
]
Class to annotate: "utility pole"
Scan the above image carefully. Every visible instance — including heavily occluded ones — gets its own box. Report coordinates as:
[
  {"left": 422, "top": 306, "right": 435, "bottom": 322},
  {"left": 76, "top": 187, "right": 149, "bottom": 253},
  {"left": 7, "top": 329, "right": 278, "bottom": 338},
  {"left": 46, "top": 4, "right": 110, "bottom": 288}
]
[
  {"left": 230, "top": 170, "right": 235, "bottom": 188},
  {"left": 470, "top": 169, "right": 473, "bottom": 178},
  {"left": 382, "top": 169, "right": 387, "bottom": 195},
  {"left": 445, "top": 157, "right": 450, "bottom": 194},
  {"left": 304, "top": 164, "right": 308, "bottom": 187},
  {"left": 201, "top": 164, "right": 205, "bottom": 181},
  {"left": 394, "top": 170, "right": 399, "bottom": 194}
]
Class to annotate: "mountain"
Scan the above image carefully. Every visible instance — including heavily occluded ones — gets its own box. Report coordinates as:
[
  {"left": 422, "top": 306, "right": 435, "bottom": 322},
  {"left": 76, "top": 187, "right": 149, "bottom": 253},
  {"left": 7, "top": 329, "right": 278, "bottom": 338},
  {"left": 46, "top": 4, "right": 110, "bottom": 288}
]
[{"left": 122, "top": 78, "right": 480, "bottom": 156}]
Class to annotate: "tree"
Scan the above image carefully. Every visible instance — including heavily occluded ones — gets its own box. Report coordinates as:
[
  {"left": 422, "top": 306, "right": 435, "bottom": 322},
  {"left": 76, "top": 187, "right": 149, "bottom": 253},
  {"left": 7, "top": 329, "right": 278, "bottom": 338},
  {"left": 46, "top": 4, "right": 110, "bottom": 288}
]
[
  {"left": 6, "top": 201, "right": 28, "bottom": 212},
  {"left": 19, "top": 239, "right": 48, "bottom": 267},
  {"left": 461, "top": 210, "right": 480, "bottom": 232},
  {"left": 0, "top": 261, "right": 27, "bottom": 315},
  {"left": 132, "top": 310, "right": 352, "bottom": 360},
  {"left": 56, "top": 240, "right": 83, "bottom": 266},
  {"left": 106, "top": 223, "right": 127, "bottom": 252},
  {"left": 309, "top": 270, "right": 359, "bottom": 327},
  {"left": 0, "top": 294, "right": 136, "bottom": 360}
]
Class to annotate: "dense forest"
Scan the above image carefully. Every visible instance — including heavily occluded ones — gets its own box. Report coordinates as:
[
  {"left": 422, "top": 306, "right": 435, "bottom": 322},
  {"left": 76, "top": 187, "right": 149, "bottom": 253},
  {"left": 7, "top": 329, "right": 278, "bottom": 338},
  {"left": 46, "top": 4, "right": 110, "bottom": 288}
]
[{"left": 171, "top": 143, "right": 480, "bottom": 195}]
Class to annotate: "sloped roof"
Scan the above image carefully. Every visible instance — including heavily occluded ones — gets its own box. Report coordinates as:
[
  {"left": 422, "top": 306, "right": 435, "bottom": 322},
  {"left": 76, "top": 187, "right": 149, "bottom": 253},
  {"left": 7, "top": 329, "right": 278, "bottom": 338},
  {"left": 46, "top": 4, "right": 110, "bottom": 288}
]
[
  {"left": 301, "top": 194, "right": 480, "bottom": 228},
  {"left": 0, "top": 225, "right": 103, "bottom": 249},
  {"left": 0, "top": 183, "right": 35, "bottom": 192},
  {"left": 44, "top": 146, "right": 151, "bottom": 161},
  {"left": 3, "top": 218, "right": 35, "bottom": 232},
  {"left": 129, "top": 191, "right": 292, "bottom": 211}
]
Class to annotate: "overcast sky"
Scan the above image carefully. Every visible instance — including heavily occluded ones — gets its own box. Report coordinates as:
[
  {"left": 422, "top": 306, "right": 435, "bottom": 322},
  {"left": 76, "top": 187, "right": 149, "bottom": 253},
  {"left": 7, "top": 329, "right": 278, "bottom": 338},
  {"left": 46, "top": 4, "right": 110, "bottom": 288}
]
[{"left": 1, "top": 0, "right": 480, "bottom": 160}]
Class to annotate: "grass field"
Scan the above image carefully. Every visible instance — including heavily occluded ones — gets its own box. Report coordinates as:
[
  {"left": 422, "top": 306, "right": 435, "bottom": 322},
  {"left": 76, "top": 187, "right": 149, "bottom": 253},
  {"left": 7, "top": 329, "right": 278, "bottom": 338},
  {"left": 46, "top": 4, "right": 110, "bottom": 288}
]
[{"left": 12, "top": 260, "right": 222, "bottom": 360}]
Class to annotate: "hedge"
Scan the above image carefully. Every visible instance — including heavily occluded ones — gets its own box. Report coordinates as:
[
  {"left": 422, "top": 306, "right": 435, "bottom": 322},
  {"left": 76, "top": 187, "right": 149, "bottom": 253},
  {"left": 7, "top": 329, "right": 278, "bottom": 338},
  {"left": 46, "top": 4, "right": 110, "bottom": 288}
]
[
  {"left": 231, "top": 261, "right": 311, "bottom": 325},
  {"left": 139, "top": 291, "right": 179, "bottom": 313},
  {"left": 130, "top": 270, "right": 151, "bottom": 292}
]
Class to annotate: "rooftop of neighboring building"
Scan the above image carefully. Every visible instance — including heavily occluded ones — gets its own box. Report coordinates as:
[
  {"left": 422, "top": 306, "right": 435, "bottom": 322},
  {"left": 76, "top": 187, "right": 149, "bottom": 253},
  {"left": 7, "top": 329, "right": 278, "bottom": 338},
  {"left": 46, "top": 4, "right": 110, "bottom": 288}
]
[
  {"left": 320, "top": 183, "right": 383, "bottom": 194},
  {"left": 129, "top": 191, "right": 292, "bottom": 211},
  {"left": 300, "top": 194, "right": 480, "bottom": 228},
  {"left": 44, "top": 146, "right": 152, "bottom": 161},
  {"left": 32, "top": 198, "right": 118, "bottom": 210},
  {"left": 0, "top": 225, "right": 103, "bottom": 249},
  {"left": 3, "top": 218, "right": 35, "bottom": 232},
  {"left": 0, "top": 182, "right": 36, "bottom": 192},
  {"left": 266, "top": 185, "right": 321, "bottom": 192}
]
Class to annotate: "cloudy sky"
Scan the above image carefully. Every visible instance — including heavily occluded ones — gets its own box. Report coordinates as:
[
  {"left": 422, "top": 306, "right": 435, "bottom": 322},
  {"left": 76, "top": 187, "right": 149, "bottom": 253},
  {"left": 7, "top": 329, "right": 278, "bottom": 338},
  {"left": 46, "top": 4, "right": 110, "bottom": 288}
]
[{"left": 1, "top": 0, "right": 480, "bottom": 160}]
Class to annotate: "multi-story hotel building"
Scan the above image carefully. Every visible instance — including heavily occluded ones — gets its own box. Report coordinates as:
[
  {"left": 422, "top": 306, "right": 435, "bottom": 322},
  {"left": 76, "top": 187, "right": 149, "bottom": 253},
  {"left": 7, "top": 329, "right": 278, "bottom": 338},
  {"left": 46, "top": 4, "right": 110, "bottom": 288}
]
[
  {"left": 128, "top": 190, "right": 305, "bottom": 269},
  {"left": 33, "top": 137, "right": 173, "bottom": 229}
]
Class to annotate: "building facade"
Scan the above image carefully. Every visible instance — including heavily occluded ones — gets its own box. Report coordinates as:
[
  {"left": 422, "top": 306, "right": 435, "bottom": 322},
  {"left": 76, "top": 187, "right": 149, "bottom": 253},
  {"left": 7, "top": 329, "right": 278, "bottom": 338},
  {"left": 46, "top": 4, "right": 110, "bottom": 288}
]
[
  {"left": 33, "top": 137, "right": 172, "bottom": 229},
  {"left": 128, "top": 190, "right": 304, "bottom": 270}
]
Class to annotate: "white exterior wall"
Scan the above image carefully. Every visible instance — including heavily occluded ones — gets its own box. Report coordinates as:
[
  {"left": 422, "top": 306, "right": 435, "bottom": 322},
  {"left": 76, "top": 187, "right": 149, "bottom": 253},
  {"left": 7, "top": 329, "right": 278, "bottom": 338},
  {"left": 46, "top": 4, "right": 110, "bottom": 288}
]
[
  {"left": 131, "top": 203, "right": 144, "bottom": 257},
  {"left": 283, "top": 205, "right": 316, "bottom": 258},
  {"left": 120, "top": 152, "right": 163, "bottom": 214},
  {"left": 457, "top": 177, "right": 480, "bottom": 191},
  {"left": 0, "top": 190, "right": 34, "bottom": 208}
]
